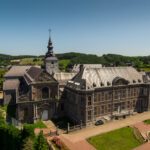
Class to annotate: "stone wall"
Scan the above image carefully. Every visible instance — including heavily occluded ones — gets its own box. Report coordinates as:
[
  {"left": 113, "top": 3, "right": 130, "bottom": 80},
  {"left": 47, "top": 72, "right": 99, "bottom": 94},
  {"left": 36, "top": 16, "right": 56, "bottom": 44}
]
[{"left": 65, "top": 84, "right": 149, "bottom": 125}]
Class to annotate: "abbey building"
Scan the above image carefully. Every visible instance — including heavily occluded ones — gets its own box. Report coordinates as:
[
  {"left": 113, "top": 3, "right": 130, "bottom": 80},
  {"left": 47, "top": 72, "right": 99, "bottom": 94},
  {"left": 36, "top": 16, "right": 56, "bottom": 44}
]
[{"left": 3, "top": 36, "right": 150, "bottom": 126}]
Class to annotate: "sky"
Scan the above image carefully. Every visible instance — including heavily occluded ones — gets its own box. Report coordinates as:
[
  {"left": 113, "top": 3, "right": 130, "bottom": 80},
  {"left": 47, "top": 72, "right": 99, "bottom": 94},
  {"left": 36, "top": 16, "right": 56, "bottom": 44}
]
[{"left": 0, "top": 0, "right": 150, "bottom": 56}]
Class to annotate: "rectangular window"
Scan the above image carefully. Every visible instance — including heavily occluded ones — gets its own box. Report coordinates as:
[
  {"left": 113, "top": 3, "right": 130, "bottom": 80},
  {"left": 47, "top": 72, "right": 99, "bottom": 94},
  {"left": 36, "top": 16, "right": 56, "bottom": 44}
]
[
  {"left": 87, "top": 110, "right": 92, "bottom": 120},
  {"left": 127, "top": 101, "right": 130, "bottom": 108},
  {"left": 102, "top": 92, "right": 105, "bottom": 101},
  {"left": 94, "top": 106, "right": 100, "bottom": 116},
  {"left": 101, "top": 105, "right": 104, "bottom": 114},
  {"left": 105, "top": 92, "right": 108, "bottom": 101},
  {"left": 94, "top": 94, "right": 97, "bottom": 102},
  {"left": 114, "top": 91, "right": 118, "bottom": 99},
  {"left": 87, "top": 96, "right": 92, "bottom": 105},
  {"left": 108, "top": 104, "right": 111, "bottom": 112}
]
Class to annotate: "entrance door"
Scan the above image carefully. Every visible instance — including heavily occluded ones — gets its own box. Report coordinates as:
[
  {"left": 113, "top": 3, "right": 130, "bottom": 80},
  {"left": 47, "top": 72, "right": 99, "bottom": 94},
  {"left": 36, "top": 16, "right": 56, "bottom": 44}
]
[{"left": 41, "top": 110, "right": 48, "bottom": 121}]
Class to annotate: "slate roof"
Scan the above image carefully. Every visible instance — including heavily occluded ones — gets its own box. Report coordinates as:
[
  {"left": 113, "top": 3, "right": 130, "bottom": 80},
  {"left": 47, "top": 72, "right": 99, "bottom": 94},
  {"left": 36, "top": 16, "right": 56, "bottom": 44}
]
[
  {"left": 26, "top": 67, "right": 42, "bottom": 80},
  {"left": 24, "top": 66, "right": 57, "bottom": 84},
  {"left": 3, "top": 79, "right": 20, "bottom": 90},
  {"left": 4, "top": 66, "right": 31, "bottom": 78},
  {"left": 24, "top": 67, "right": 43, "bottom": 84},
  {"left": 67, "top": 66, "right": 144, "bottom": 90},
  {"left": 72, "top": 64, "right": 102, "bottom": 73}
]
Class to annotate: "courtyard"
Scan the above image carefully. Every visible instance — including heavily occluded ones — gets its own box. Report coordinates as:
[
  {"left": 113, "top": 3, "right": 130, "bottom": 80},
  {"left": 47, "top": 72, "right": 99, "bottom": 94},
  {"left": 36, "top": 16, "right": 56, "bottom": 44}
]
[{"left": 59, "top": 111, "right": 150, "bottom": 150}]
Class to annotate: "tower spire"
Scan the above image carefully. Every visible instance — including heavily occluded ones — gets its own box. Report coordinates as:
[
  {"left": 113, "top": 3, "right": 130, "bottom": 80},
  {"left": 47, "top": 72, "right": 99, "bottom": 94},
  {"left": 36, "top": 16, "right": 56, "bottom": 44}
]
[{"left": 46, "top": 28, "right": 54, "bottom": 57}]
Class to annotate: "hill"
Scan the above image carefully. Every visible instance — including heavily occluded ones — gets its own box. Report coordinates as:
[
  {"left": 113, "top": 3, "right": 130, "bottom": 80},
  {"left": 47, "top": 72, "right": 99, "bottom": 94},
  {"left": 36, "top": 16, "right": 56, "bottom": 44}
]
[{"left": 0, "top": 53, "right": 150, "bottom": 71}]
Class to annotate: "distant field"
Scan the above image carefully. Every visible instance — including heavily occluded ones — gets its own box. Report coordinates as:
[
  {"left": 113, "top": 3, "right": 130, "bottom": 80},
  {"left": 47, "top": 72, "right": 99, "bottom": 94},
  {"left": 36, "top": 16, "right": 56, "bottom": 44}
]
[
  {"left": 20, "top": 57, "right": 43, "bottom": 65},
  {"left": 88, "top": 127, "right": 142, "bottom": 150}
]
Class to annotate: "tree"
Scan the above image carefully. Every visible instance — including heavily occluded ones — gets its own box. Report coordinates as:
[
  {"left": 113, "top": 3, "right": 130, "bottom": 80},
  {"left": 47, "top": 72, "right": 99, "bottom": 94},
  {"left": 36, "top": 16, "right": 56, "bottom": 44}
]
[
  {"left": 21, "top": 124, "right": 35, "bottom": 140},
  {"left": 34, "top": 131, "right": 49, "bottom": 150},
  {"left": 22, "top": 138, "right": 34, "bottom": 150}
]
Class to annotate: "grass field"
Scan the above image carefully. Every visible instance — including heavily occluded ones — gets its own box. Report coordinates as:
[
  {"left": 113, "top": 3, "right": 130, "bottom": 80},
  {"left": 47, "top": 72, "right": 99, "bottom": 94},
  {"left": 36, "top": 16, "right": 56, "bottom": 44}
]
[
  {"left": 88, "top": 127, "right": 142, "bottom": 150},
  {"left": 20, "top": 58, "right": 43, "bottom": 65},
  {"left": 24, "top": 120, "right": 47, "bottom": 129}
]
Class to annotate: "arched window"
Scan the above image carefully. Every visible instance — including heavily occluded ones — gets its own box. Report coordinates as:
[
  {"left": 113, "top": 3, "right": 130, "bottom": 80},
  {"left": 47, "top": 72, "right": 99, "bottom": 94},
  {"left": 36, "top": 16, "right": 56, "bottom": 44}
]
[{"left": 42, "top": 87, "right": 49, "bottom": 99}]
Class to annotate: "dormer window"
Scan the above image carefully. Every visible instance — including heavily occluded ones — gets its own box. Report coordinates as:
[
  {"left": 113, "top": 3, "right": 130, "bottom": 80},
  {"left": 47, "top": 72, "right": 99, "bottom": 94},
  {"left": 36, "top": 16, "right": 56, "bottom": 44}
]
[
  {"left": 93, "top": 83, "right": 96, "bottom": 87},
  {"left": 107, "top": 81, "right": 110, "bottom": 86},
  {"left": 133, "top": 80, "right": 136, "bottom": 83},
  {"left": 101, "top": 82, "right": 104, "bottom": 86}
]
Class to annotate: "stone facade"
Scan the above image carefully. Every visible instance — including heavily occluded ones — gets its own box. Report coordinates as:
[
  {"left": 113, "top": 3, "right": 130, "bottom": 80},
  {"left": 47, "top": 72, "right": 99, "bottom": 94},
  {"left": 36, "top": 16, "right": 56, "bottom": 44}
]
[
  {"left": 3, "top": 66, "right": 59, "bottom": 123},
  {"left": 65, "top": 66, "right": 150, "bottom": 126},
  {"left": 3, "top": 37, "right": 61, "bottom": 124}
]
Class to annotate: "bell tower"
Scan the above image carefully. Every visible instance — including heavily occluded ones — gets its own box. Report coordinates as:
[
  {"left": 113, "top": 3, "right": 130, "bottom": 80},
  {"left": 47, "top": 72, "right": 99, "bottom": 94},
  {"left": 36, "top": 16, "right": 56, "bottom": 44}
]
[{"left": 44, "top": 29, "right": 59, "bottom": 75}]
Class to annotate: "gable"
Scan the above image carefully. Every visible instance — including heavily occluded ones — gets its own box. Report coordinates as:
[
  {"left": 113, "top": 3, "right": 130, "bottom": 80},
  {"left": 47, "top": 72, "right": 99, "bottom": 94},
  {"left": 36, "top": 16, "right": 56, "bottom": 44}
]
[{"left": 36, "top": 72, "right": 57, "bottom": 83}]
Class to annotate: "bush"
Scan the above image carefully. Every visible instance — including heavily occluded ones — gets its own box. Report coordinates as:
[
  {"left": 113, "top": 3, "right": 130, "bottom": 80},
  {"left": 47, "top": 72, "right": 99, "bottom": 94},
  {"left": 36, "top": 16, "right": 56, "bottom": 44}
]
[
  {"left": 0, "top": 124, "right": 21, "bottom": 150},
  {"left": 34, "top": 131, "right": 49, "bottom": 150}
]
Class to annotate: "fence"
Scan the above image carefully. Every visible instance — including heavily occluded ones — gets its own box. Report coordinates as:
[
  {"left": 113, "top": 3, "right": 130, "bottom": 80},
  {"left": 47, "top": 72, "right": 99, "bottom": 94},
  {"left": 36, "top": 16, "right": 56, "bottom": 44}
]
[{"left": 67, "top": 123, "right": 86, "bottom": 133}]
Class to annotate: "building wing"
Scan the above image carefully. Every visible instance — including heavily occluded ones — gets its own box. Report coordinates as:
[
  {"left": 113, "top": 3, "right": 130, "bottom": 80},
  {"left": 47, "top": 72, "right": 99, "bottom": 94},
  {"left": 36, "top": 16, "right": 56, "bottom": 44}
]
[{"left": 3, "top": 79, "right": 20, "bottom": 91}]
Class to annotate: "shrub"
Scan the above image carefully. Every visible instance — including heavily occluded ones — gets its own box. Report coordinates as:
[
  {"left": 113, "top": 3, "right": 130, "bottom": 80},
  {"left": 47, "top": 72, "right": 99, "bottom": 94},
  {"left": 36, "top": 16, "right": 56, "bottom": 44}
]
[{"left": 34, "top": 131, "right": 49, "bottom": 150}]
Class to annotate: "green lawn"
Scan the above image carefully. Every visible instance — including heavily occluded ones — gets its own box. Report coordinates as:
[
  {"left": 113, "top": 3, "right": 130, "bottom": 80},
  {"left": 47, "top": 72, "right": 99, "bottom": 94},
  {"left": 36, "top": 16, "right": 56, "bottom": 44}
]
[
  {"left": 144, "top": 119, "right": 150, "bottom": 124},
  {"left": 88, "top": 127, "right": 142, "bottom": 150},
  {"left": 24, "top": 120, "right": 47, "bottom": 129}
]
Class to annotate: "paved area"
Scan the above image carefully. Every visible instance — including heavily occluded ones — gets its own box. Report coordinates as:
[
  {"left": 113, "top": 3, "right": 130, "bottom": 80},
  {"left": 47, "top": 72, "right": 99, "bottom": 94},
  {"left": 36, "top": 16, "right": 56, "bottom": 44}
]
[
  {"left": 59, "top": 111, "right": 150, "bottom": 150},
  {"left": 60, "top": 134, "right": 96, "bottom": 150},
  {"left": 133, "top": 142, "right": 150, "bottom": 150}
]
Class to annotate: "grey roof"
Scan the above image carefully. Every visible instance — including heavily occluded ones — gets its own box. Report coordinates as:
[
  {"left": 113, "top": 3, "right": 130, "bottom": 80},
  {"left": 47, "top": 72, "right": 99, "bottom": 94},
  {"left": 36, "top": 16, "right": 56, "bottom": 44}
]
[
  {"left": 26, "top": 67, "right": 42, "bottom": 80},
  {"left": 67, "top": 66, "right": 144, "bottom": 90},
  {"left": 45, "top": 56, "right": 58, "bottom": 61},
  {"left": 54, "top": 72, "right": 76, "bottom": 81},
  {"left": 72, "top": 64, "right": 102, "bottom": 73},
  {"left": 4, "top": 66, "right": 31, "bottom": 78},
  {"left": 24, "top": 67, "right": 43, "bottom": 84},
  {"left": 3, "top": 79, "right": 20, "bottom": 90},
  {"left": 24, "top": 66, "right": 57, "bottom": 84}
]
